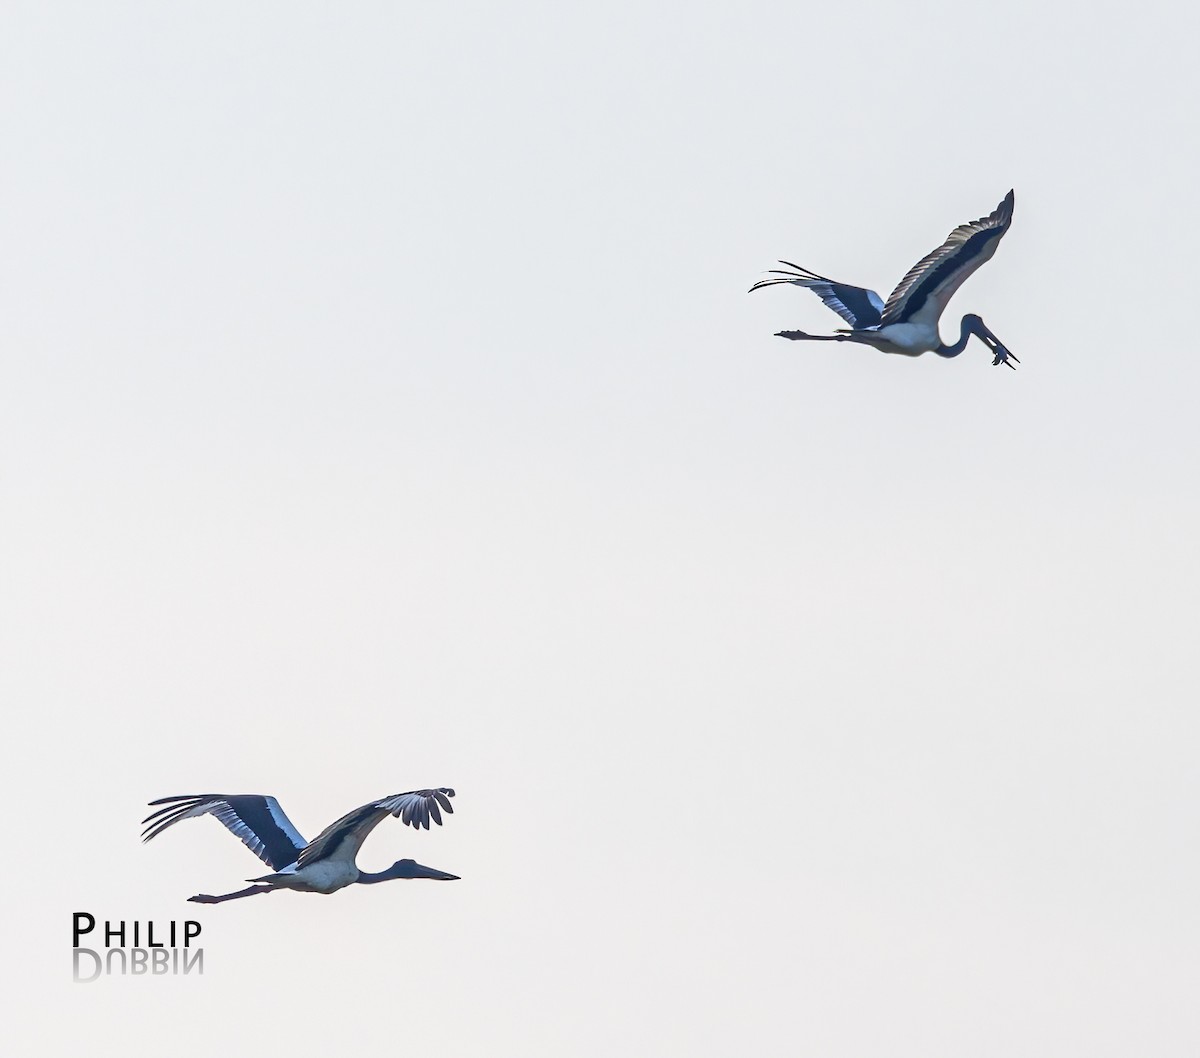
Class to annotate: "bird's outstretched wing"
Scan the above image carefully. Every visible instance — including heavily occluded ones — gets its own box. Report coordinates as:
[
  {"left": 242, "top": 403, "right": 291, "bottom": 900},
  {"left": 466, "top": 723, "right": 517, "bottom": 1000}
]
[
  {"left": 749, "top": 262, "right": 884, "bottom": 329},
  {"left": 296, "top": 788, "right": 456, "bottom": 868},
  {"left": 142, "top": 794, "right": 308, "bottom": 871},
  {"left": 880, "top": 191, "right": 1014, "bottom": 327}
]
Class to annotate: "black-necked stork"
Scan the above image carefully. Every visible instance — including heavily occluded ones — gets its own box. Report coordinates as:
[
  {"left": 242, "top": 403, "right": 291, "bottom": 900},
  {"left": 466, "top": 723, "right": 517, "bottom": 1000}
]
[
  {"left": 143, "top": 789, "right": 459, "bottom": 904},
  {"left": 750, "top": 191, "right": 1018, "bottom": 368}
]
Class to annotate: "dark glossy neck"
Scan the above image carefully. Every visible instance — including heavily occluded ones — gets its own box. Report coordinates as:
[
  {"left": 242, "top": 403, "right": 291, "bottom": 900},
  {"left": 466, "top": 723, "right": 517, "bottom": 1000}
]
[
  {"left": 356, "top": 869, "right": 393, "bottom": 885},
  {"left": 936, "top": 314, "right": 982, "bottom": 358}
]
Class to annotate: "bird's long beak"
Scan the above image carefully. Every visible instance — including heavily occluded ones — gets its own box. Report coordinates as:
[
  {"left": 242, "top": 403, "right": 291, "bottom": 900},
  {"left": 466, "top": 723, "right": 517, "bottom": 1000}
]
[
  {"left": 976, "top": 319, "right": 1018, "bottom": 370},
  {"left": 412, "top": 862, "right": 461, "bottom": 881}
]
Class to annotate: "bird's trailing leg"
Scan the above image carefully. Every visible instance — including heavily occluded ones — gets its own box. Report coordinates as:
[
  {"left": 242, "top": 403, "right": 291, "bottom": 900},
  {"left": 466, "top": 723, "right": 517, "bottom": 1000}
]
[
  {"left": 774, "top": 330, "right": 849, "bottom": 342},
  {"left": 188, "top": 884, "right": 277, "bottom": 905}
]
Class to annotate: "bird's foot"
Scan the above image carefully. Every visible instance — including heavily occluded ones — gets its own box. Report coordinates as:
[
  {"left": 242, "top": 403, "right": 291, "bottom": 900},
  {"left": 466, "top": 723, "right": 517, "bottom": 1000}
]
[
  {"left": 991, "top": 346, "right": 1019, "bottom": 370},
  {"left": 188, "top": 894, "right": 219, "bottom": 904}
]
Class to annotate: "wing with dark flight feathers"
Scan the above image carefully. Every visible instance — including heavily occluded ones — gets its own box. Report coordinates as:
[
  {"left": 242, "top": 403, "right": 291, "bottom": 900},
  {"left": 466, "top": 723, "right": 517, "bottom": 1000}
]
[
  {"left": 296, "top": 788, "right": 456, "bottom": 868},
  {"left": 142, "top": 794, "right": 308, "bottom": 870},
  {"left": 880, "top": 191, "right": 1014, "bottom": 326},
  {"left": 750, "top": 261, "right": 884, "bottom": 329}
]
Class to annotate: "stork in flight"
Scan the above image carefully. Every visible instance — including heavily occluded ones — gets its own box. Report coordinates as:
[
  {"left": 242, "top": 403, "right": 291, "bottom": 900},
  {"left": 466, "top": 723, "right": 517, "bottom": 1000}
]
[
  {"left": 750, "top": 190, "right": 1019, "bottom": 369},
  {"left": 143, "top": 788, "right": 459, "bottom": 904}
]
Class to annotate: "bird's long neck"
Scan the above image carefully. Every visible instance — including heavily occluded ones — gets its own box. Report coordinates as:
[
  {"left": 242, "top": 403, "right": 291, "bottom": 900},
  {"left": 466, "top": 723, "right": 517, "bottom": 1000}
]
[
  {"left": 934, "top": 315, "right": 977, "bottom": 359},
  {"left": 355, "top": 870, "right": 390, "bottom": 885}
]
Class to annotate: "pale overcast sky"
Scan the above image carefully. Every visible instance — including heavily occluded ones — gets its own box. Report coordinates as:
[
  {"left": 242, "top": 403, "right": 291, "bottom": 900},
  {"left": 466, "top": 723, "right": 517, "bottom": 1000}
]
[{"left": 4, "top": 2, "right": 1199, "bottom": 1055}]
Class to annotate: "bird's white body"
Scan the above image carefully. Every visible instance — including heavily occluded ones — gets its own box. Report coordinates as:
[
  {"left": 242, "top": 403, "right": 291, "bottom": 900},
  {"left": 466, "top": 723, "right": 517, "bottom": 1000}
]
[
  {"left": 852, "top": 321, "right": 940, "bottom": 357},
  {"left": 263, "top": 859, "right": 360, "bottom": 894}
]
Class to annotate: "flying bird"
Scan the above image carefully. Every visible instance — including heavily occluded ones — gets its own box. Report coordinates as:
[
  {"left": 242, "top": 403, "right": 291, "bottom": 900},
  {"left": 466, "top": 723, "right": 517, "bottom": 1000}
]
[
  {"left": 143, "top": 788, "right": 459, "bottom": 904},
  {"left": 750, "top": 191, "right": 1018, "bottom": 368}
]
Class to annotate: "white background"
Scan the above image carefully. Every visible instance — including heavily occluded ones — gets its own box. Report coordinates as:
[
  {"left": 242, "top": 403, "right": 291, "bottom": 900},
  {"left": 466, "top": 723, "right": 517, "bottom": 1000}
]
[{"left": 3, "top": 2, "right": 1198, "bottom": 1054}]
